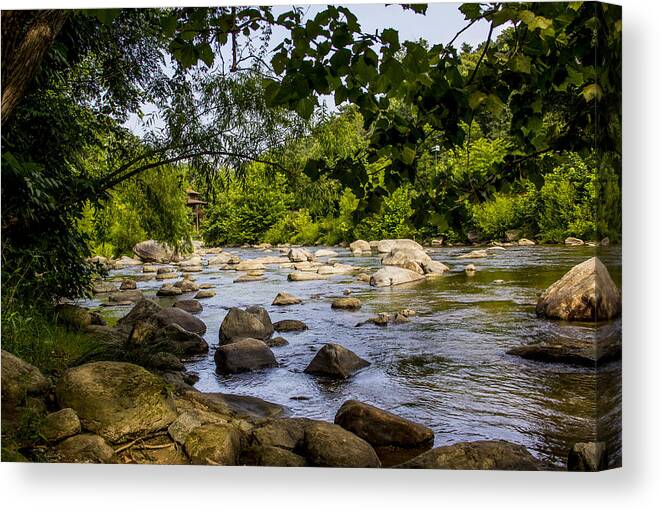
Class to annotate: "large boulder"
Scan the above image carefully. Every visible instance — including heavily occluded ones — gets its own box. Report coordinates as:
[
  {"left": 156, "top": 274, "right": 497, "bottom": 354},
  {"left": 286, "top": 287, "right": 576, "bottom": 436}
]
[
  {"left": 376, "top": 239, "right": 423, "bottom": 254},
  {"left": 55, "top": 304, "right": 106, "bottom": 331},
  {"left": 49, "top": 434, "right": 116, "bottom": 463},
  {"left": 304, "top": 343, "right": 370, "bottom": 379},
  {"left": 398, "top": 440, "right": 541, "bottom": 470},
  {"left": 382, "top": 247, "right": 431, "bottom": 267},
  {"left": 535, "top": 257, "right": 621, "bottom": 321},
  {"left": 133, "top": 240, "right": 172, "bottom": 263},
  {"left": 184, "top": 424, "right": 242, "bottom": 465},
  {"left": 174, "top": 299, "right": 202, "bottom": 314},
  {"left": 350, "top": 240, "right": 372, "bottom": 254},
  {"left": 214, "top": 338, "right": 278, "bottom": 374},
  {"left": 151, "top": 323, "right": 209, "bottom": 356},
  {"left": 334, "top": 400, "right": 434, "bottom": 448},
  {"left": 369, "top": 266, "right": 426, "bottom": 287},
  {"left": 219, "top": 306, "right": 274, "bottom": 342},
  {"left": 116, "top": 299, "right": 162, "bottom": 333},
  {"left": 288, "top": 247, "right": 314, "bottom": 262},
  {"left": 55, "top": 361, "right": 178, "bottom": 443},
  {"left": 208, "top": 253, "right": 241, "bottom": 265},
  {"left": 154, "top": 307, "right": 207, "bottom": 335},
  {"left": 315, "top": 249, "right": 339, "bottom": 258},
  {"left": 303, "top": 422, "right": 381, "bottom": 468},
  {"left": 567, "top": 442, "right": 608, "bottom": 471},
  {"left": 1, "top": 349, "right": 49, "bottom": 408}
]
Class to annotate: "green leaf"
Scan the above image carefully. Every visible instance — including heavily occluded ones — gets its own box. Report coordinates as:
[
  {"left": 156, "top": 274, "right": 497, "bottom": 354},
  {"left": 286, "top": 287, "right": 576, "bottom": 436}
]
[
  {"left": 271, "top": 52, "right": 288, "bottom": 75},
  {"left": 295, "top": 97, "right": 315, "bottom": 119},
  {"left": 468, "top": 91, "right": 487, "bottom": 110},
  {"left": 198, "top": 43, "right": 214, "bottom": 68},
  {"left": 510, "top": 54, "right": 531, "bottom": 74},
  {"left": 459, "top": 3, "right": 482, "bottom": 20},
  {"left": 581, "top": 83, "right": 603, "bottom": 102},
  {"left": 401, "top": 145, "right": 417, "bottom": 165},
  {"left": 381, "top": 28, "right": 400, "bottom": 50},
  {"left": 87, "top": 9, "right": 121, "bottom": 25}
]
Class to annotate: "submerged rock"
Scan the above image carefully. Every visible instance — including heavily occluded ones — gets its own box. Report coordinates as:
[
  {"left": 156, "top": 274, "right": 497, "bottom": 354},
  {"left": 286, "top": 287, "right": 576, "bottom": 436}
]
[
  {"left": 457, "top": 249, "right": 488, "bottom": 259},
  {"left": 304, "top": 343, "right": 370, "bottom": 379},
  {"left": 174, "top": 299, "right": 202, "bottom": 314},
  {"left": 273, "top": 319, "right": 308, "bottom": 332},
  {"left": 535, "top": 257, "right": 621, "bottom": 321},
  {"left": 335, "top": 400, "right": 434, "bottom": 449},
  {"left": 398, "top": 440, "right": 541, "bottom": 470},
  {"left": 55, "top": 361, "right": 178, "bottom": 443},
  {"left": 507, "top": 330, "right": 621, "bottom": 366},
  {"left": 214, "top": 338, "right": 278, "bottom": 374}
]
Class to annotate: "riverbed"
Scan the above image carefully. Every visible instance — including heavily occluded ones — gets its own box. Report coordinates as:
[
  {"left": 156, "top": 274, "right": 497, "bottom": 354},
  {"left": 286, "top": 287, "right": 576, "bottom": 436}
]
[{"left": 85, "top": 244, "right": 622, "bottom": 468}]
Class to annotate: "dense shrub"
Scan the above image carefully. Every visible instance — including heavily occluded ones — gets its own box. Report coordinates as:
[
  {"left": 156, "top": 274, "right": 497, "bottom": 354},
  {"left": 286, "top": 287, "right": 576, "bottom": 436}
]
[
  {"left": 202, "top": 168, "right": 292, "bottom": 245},
  {"left": 353, "top": 187, "right": 417, "bottom": 240},
  {"left": 537, "top": 153, "right": 597, "bottom": 242},
  {"left": 470, "top": 181, "right": 538, "bottom": 240}
]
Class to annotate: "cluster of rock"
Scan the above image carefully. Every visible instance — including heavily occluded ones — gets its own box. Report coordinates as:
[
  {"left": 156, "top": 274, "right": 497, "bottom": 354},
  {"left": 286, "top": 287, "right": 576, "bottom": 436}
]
[
  {"left": 346, "top": 239, "right": 451, "bottom": 287},
  {"left": 7, "top": 349, "right": 608, "bottom": 469}
]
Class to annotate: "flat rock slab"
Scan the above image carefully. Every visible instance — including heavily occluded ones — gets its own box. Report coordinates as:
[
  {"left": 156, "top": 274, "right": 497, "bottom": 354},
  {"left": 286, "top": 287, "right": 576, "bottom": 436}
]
[
  {"left": 182, "top": 391, "right": 285, "bottom": 419},
  {"left": 507, "top": 333, "right": 621, "bottom": 367}
]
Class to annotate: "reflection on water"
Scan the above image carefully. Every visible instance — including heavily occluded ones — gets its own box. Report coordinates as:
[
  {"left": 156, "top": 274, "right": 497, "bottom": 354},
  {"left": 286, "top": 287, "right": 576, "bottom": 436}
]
[{"left": 85, "top": 244, "right": 622, "bottom": 468}]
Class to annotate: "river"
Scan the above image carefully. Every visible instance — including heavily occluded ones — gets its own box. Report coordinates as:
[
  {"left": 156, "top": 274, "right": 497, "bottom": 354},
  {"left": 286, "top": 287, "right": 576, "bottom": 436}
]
[{"left": 87, "top": 244, "right": 622, "bottom": 468}]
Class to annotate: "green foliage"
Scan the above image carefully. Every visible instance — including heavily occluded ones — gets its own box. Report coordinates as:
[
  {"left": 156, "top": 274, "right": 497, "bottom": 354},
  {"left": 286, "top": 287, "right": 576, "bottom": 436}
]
[
  {"left": 354, "top": 187, "right": 417, "bottom": 240},
  {"left": 264, "top": 209, "right": 320, "bottom": 245},
  {"left": 470, "top": 181, "right": 538, "bottom": 240},
  {"left": 1, "top": 302, "right": 100, "bottom": 375},
  {"left": 538, "top": 153, "right": 597, "bottom": 242},
  {"left": 202, "top": 167, "right": 292, "bottom": 246}
]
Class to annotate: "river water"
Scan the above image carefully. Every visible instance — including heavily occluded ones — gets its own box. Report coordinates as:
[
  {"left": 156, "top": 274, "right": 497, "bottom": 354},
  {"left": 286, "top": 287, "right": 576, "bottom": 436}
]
[{"left": 88, "top": 244, "right": 622, "bottom": 468}]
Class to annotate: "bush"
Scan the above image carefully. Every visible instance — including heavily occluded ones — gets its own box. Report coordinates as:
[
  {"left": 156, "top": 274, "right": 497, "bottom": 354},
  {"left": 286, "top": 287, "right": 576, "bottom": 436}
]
[
  {"left": 264, "top": 209, "right": 320, "bottom": 245},
  {"left": 354, "top": 187, "right": 417, "bottom": 240},
  {"left": 470, "top": 181, "right": 538, "bottom": 240},
  {"left": 537, "top": 153, "right": 597, "bottom": 242}
]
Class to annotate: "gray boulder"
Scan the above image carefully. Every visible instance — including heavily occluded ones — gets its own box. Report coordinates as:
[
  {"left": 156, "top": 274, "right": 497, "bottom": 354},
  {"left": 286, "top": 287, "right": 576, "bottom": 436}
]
[
  {"left": 40, "top": 408, "right": 81, "bottom": 443},
  {"left": 174, "top": 299, "right": 202, "bottom": 314},
  {"left": 214, "top": 338, "right": 278, "bottom": 374},
  {"left": 370, "top": 266, "right": 425, "bottom": 287},
  {"left": 376, "top": 239, "right": 424, "bottom": 253},
  {"left": 536, "top": 257, "right": 621, "bottom": 321},
  {"left": 219, "top": 306, "right": 274, "bottom": 342},
  {"left": 55, "top": 361, "right": 178, "bottom": 442},
  {"left": 133, "top": 240, "right": 172, "bottom": 263},
  {"left": 334, "top": 400, "right": 434, "bottom": 448},
  {"left": 303, "top": 422, "right": 381, "bottom": 468},
  {"left": 304, "top": 343, "right": 370, "bottom": 378},
  {"left": 49, "top": 434, "right": 116, "bottom": 463},
  {"left": 154, "top": 306, "right": 207, "bottom": 335}
]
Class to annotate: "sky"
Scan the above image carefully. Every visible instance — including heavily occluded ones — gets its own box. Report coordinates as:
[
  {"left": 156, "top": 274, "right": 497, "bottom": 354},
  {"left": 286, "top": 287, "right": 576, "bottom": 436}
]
[{"left": 122, "top": 2, "right": 498, "bottom": 135}]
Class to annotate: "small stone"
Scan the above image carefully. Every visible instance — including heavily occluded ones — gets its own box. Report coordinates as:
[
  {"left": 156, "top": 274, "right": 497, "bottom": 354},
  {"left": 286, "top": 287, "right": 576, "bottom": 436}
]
[
  {"left": 272, "top": 292, "right": 302, "bottom": 306},
  {"left": 174, "top": 299, "right": 203, "bottom": 314},
  {"left": 157, "top": 284, "right": 182, "bottom": 296},
  {"left": 120, "top": 279, "right": 137, "bottom": 290},
  {"left": 331, "top": 297, "right": 362, "bottom": 310},
  {"left": 568, "top": 442, "right": 608, "bottom": 471},
  {"left": 195, "top": 290, "right": 216, "bottom": 299},
  {"left": 40, "top": 408, "right": 81, "bottom": 443},
  {"left": 273, "top": 319, "right": 308, "bottom": 332}
]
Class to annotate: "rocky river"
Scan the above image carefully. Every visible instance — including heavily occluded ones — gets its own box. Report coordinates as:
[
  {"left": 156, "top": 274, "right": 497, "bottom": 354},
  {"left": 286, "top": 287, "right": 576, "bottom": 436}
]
[{"left": 82, "top": 242, "right": 622, "bottom": 468}]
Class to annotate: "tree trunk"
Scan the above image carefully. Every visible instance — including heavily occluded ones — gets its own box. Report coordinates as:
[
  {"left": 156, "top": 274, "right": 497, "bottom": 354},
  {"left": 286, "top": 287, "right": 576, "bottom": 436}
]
[{"left": 1, "top": 10, "right": 68, "bottom": 126}]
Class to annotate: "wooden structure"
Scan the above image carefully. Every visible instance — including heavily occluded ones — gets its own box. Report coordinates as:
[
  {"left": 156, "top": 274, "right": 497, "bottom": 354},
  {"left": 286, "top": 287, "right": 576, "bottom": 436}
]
[{"left": 186, "top": 189, "right": 207, "bottom": 231}]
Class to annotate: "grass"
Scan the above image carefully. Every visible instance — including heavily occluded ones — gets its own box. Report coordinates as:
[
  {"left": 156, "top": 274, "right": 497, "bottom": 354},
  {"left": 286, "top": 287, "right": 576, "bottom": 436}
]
[{"left": 1, "top": 303, "right": 102, "bottom": 375}]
